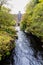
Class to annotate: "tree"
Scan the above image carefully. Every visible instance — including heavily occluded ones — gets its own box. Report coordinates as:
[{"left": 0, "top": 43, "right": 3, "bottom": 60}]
[
  {"left": 20, "top": 0, "right": 43, "bottom": 42},
  {"left": 32, "top": 0, "right": 39, "bottom": 4},
  {"left": 0, "top": 6, "right": 16, "bottom": 60},
  {"left": 2, "top": 6, "right": 11, "bottom": 12},
  {"left": 0, "top": 0, "right": 10, "bottom": 10}
]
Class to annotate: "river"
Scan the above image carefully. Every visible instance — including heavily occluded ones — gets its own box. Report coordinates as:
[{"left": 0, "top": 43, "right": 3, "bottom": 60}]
[{"left": 0, "top": 26, "right": 43, "bottom": 65}]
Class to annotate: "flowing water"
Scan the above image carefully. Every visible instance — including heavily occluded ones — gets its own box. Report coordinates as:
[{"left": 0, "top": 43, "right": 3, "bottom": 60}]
[{"left": 0, "top": 26, "right": 43, "bottom": 65}]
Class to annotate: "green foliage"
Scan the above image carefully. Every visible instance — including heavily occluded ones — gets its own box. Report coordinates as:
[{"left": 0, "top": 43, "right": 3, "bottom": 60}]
[
  {"left": 6, "top": 52, "right": 10, "bottom": 56},
  {"left": 1, "top": 6, "right": 11, "bottom": 12},
  {"left": 0, "top": 7, "right": 17, "bottom": 60},
  {"left": 0, "top": 0, "right": 10, "bottom": 10},
  {"left": 20, "top": 0, "right": 43, "bottom": 42},
  {"left": 0, "top": 11, "right": 15, "bottom": 26},
  {"left": 20, "top": 14, "right": 28, "bottom": 31},
  {"left": 39, "top": 0, "right": 43, "bottom": 2}
]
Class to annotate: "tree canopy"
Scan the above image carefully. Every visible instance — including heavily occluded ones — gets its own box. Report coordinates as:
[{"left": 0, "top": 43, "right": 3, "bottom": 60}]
[
  {"left": 0, "top": 0, "right": 10, "bottom": 10},
  {"left": 20, "top": 0, "right": 43, "bottom": 42},
  {"left": 0, "top": 5, "right": 17, "bottom": 61}
]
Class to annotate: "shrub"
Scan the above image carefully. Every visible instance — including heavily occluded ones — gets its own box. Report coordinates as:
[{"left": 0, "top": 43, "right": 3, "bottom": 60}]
[{"left": 20, "top": 0, "right": 43, "bottom": 42}]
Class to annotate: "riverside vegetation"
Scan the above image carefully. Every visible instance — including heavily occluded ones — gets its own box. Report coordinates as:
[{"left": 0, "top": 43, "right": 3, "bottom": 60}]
[
  {"left": 0, "top": 6, "right": 17, "bottom": 61},
  {"left": 20, "top": 0, "right": 43, "bottom": 42}
]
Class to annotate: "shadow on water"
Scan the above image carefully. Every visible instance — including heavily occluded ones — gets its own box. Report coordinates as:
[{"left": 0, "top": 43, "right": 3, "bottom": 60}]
[
  {"left": 0, "top": 52, "right": 14, "bottom": 65},
  {"left": 26, "top": 34, "right": 43, "bottom": 58},
  {"left": 0, "top": 26, "right": 43, "bottom": 65}
]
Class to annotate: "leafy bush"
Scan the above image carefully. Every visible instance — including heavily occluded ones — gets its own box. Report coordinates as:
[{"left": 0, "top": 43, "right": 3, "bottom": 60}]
[
  {"left": 0, "top": 7, "right": 17, "bottom": 61},
  {"left": 20, "top": 0, "right": 43, "bottom": 42}
]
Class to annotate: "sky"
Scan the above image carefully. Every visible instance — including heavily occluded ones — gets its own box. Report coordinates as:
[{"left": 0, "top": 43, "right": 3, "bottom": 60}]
[{"left": 6, "top": 0, "right": 30, "bottom": 14}]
